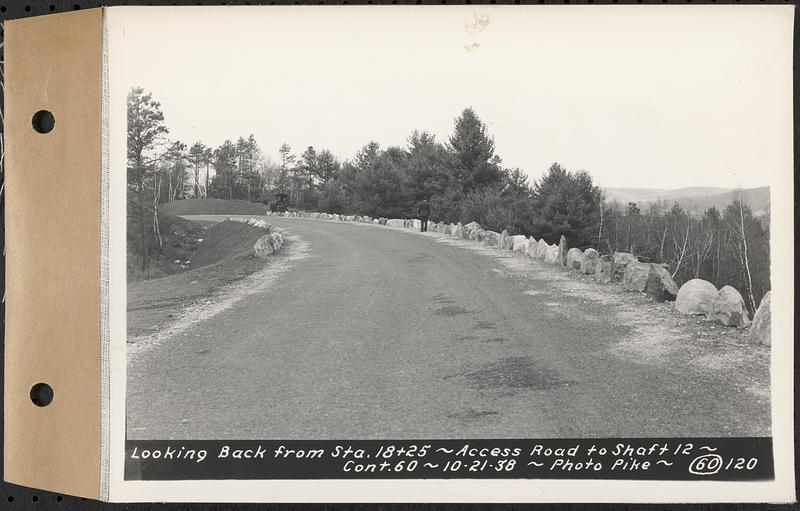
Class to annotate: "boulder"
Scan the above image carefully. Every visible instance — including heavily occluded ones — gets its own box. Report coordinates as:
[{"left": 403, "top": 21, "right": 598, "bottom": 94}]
[
  {"left": 595, "top": 255, "right": 614, "bottom": 283},
  {"left": 499, "top": 229, "right": 514, "bottom": 250},
  {"left": 464, "top": 222, "right": 481, "bottom": 231},
  {"left": 675, "top": 279, "right": 718, "bottom": 315},
  {"left": 708, "top": 286, "right": 750, "bottom": 328},
  {"left": 386, "top": 219, "right": 404, "bottom": 228},
  {"left": 645, "top": 264, "right": 679, "bottom": 302},
  {"left": 269, "top": 231, "right": 284, "bottom": 252},
  {"left": 469, "top": 229, "right": 485, "bottom": 242},
  {"left": 612, "top": 252, "right": 637, "bottom": 283},
  {"left": 254, "top": 231, "right": 284, "bottom": 259},
  {"left": 544, "top": 245, "right": 560, "bottom": 264},
  {"left": 558, "top": 235, "right": 568, "bottom": 266},
  {"left": 452, "top": 223, "right": 463, "bottom": 238},
  {"left": 525, "top": 238, "right": 537, "bottom": 257},
  {"left": 535, "top": 239, "right": 549, "bottom": 260},
  {"left": 750, "top": 291, "right": 771, "bottom": 345},
  {"left": 579, "top": 248, "right": 599, "bottom": 274},
  {"left": 483, "top": 231, "right": 502, "bottom": 248},
  {"left": 566, "top": 248, "right": 583, "bottom": 270},
  {"left": 379, "top": 217, "right": 388, "bottom": 225},
  {"left": 462, "top": 223, "right": 479, "bottom": 239},
  {"left": 511, "top": 235, "right": 528, "bottom": 253},
  {"left": 622, "top": 261, "right": 651, "bottom": 292}
]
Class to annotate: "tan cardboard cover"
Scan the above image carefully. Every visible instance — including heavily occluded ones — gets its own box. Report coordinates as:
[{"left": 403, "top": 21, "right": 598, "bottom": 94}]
[{"left": 4, "top": 8, "right": 104, "bottom": 499}]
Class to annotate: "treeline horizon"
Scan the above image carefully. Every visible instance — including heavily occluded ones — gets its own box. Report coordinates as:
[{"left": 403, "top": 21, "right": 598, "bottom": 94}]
[{"left": 127, "top": 86, "right": 770, "bottom": 313}]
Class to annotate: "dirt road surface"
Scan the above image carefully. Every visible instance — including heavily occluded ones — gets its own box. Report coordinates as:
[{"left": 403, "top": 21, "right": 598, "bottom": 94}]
[{"left": 127, "top": 215, "right": 770, "bottom": 439}]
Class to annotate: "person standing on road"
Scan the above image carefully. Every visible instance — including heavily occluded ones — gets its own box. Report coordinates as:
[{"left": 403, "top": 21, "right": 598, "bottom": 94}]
[{"left": 417, "top": 199, "right": 431, "bottom": 232}]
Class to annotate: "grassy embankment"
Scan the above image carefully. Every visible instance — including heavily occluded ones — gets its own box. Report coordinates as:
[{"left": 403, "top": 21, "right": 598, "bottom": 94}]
[{"left": 127, "top": 199, "right": 271, "bottom": 339}]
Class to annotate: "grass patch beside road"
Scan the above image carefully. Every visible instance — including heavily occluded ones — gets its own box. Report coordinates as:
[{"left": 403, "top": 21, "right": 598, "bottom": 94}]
[{"left": 127, "top": 219, "right": 272, "bottom": 339}]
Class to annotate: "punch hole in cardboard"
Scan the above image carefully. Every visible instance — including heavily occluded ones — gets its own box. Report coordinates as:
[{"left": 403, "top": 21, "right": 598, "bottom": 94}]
[
  {"left": 31, "top": 109, "right": 55, "bottom": 133},
  {"left": 30, "top": 382, "right": 54, "bottom": 407}
]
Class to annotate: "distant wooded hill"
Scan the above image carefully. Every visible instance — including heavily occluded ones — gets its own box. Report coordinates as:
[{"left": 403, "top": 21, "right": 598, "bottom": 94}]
[{"left": 602, "top": 186, "right": 770, "bottom": 215}]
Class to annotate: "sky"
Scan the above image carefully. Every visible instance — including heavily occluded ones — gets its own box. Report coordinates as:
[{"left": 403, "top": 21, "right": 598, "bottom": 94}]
[{"left": 109, "top": 5, "right": 793, "bottom": 190}]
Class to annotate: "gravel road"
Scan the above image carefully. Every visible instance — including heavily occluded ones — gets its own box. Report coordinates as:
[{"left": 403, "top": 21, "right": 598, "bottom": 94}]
[{"left": 126, "top": 216, "right": 770, "bottom": 440}]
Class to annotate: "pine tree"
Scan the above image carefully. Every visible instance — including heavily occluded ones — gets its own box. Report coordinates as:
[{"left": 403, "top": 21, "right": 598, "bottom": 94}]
[
  {"left": 447, "top": 108, "right": 502, "bottom": 192},
  {"left": 530, "top": 163, "right": 602, "bottom": 246}
]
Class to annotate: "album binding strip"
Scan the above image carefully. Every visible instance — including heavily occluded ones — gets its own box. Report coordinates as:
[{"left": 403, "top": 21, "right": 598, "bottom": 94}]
[{"left": 4, "top": 8, "right": 105, "bottom": 499}]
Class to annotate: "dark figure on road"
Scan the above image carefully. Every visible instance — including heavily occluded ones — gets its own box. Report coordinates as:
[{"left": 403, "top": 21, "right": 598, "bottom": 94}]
[{"left": 417, "top": 199, "right": 431, "bottom": 232}]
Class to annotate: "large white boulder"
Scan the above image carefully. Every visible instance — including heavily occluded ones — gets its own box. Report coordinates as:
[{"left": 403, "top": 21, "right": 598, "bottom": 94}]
[
  {"left": 579, "top": 248, "right": 599, "bottom": 274},
  {"left": 708, "top": 285, "right": 750, "bottom": 328},
  {"left": 595, "top": 255, "right": 614, "bottom": 283},
  {"left": 566, "top": 248, "right": 582, "bottom": 270},
  {"left": 525, "top": 238, "right": 538, "bottom": 257},
  {"left": 558, "top": 235, "right": 568, "bottom": 266},
  {"left": 622, "top": 261, "right": 650, "bottom": 292},
  {"left": 612, "top": 252, "right": 637, "bottom": 283},
  {"left": 511, "top": 235, "right": 528, "bottom": 253},
  {"left": 544, "top": 245, "right": 560, "bottom": 264},
  {"left": 535, "top": 239, "right": 549, "bottom": 260},
  {"left": 483, "top": 231, "right": 502, "bottom": 248},
  {"left": 464, "top": 221, "right": 481, "bottom": 232},
  {"left": 675, "top": 279, "right": 718, "bottom": 315},
  {"left": 386, "top": 219, "right": 404, "bottom": 228},
  {"left": 412, "top": 219, "right": 422, "bottom": 231},
  {"left": 499, "top": 229, "right": 510, "bottom": 250},
  {"left": 254, "top": 230, "right": 285, "bottom": 259},
  {"left": 750, "top": 291, "right": 771, "bottom": 345}
]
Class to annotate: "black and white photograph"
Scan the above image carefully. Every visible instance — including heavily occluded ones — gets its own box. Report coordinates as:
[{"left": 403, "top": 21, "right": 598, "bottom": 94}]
[{"left": 109, "top": 4, "right": 794, "bottom": 499}]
